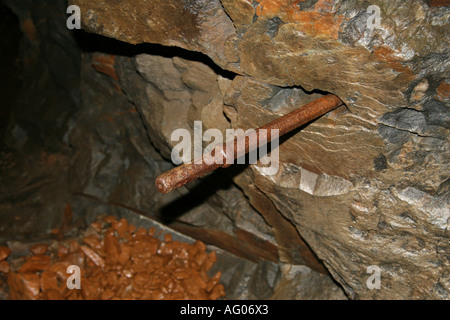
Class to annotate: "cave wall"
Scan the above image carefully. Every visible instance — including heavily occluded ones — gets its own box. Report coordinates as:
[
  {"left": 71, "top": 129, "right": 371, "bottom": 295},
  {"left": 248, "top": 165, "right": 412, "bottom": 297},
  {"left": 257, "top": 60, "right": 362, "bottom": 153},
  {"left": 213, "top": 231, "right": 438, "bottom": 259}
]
[
  {"left": 1, "top": 0, "right": 448, "bottom": 299},
  {"left": 67, "top": 0, "right": 449, "bottom": 299},
  {"left": 3, "top": 0, "right": 335, "bottom": 299}
]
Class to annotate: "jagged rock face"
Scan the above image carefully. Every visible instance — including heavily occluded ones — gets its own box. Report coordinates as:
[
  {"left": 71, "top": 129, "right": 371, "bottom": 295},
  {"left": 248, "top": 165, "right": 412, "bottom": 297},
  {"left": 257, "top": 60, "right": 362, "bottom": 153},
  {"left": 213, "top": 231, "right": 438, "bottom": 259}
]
[{"left": 68, "top": 0, "right": 448, "bottom": 299}]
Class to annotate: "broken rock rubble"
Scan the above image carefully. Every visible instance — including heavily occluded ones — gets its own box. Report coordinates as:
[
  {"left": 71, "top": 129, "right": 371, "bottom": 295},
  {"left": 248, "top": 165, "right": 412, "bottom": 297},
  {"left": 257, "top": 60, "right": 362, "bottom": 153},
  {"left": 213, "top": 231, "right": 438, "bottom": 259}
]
[{"left": 1, "top": 215, "right": 225, "bottom": 300}]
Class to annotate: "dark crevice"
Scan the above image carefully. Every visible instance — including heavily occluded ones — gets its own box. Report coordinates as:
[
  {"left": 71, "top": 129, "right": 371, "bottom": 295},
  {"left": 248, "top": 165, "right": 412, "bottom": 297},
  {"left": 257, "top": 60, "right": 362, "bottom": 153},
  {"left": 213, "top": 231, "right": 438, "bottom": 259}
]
[
  {"left": 73, "top": 30, "right": 237, "bottom": 81},
  {"left": 0, "top": 3, "right": 22, "bottom": 146}
]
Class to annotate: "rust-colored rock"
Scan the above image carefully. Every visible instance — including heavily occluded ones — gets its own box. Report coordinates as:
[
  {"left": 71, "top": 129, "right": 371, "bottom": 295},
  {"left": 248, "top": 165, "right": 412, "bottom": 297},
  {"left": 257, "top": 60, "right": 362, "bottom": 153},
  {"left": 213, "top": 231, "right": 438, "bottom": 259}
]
[
  {"left": 18, "top": 255, "right": 51, "bottom": 273},
  {"left": 8, "top": 272, "right": 41, "bottom": 300},
  {"left": 80, "top": 245, "right": 105, "bottom": 268},
  {"left": 92, "top": 54, "right": 119, "bottom": 80},
  {"left": 428, "top": 0, "right": 450, "bottom": 7},
  {"left": 40, "top": 271, "right": 59, "bottom": 292},
  {"left": 4, "top": 215, "right": 225, "bottom": 300},
  {"left": 436, "top": 81, "right": 450, "bottom": 101},
  {"left": 0, "top": 261, "right": 10, "bottom": 274},
  {"left": 0, "top": 246, "right": 11, "bottom": 262},
  {"left": 29, "top": 244, "right": 48, "bottom": 255}
]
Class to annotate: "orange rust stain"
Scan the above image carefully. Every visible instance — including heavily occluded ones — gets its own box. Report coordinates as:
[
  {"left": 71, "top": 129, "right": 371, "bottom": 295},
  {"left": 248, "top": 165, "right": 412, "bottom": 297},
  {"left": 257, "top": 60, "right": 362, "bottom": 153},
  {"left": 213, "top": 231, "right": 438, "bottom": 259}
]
[
  {"left": 39, "top": 152, "right": 60, "bottom": 166},
  {"left": 254, "top": 0, "right": 284, "bottom": 17},
  {"left": 92, "top": 54, "right": 119, "bottom": 80},
  {"left": 0, "top": 260, "right": 9, "bottom": 274},
  {"left": 115, "top": 108, "right": 139, "bottom": 116},
  {"left": 0, "top": 246, "right": 11, "bottom": 262},
  {"left": 99, "top": 115, "right": 115, "bottom": 123},
  {"left": 255, "top": 0, "right": 344, "bottom": 39},
  {"left": 22, "top": 19, "right": 37, "bottom": 41},
  {"left": 373, "top": 46, "right": 415, "bottom": 81},
  {"left": 436, "top": 81, "right": 450, "bottom": 99},
  {"left": 296, "top": 12, "right": 344, "bottom": 38},
  {"left": 113, "top": 82, "right": 123, "bottom": 93},
  {"left": 428, "top": 0, "right": 450, "bottom": 7},
  {"left": 314, "top": 0, "right": 336, "bottom": 12}
]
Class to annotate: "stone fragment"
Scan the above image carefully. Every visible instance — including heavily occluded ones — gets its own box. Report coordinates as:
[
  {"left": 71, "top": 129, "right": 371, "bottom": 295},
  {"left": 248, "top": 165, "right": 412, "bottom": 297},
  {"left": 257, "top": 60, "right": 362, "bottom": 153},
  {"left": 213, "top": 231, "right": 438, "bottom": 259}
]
[
  {"left": 0, "top": 246, "right": 11, "bottom": 262},
  {"left": 29, "top": 244, "right": 48, "bottom": 255},
  {"left": 18, "top": 255, "right": 51, "bottom": 273},
  {"left": 0, "top": 261, "right": 10, "bottom": 274},
  {"left": 8, "top": 272, "right": 41, "bottom": 300}
]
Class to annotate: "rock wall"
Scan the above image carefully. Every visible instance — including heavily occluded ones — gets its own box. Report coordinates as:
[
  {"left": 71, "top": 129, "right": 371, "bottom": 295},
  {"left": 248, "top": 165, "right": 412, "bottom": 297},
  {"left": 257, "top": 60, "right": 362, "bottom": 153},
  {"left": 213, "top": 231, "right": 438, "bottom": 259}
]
[
  {"left": 3, "top": 0, "right": 336, "bottom": 299},
  {"left": 1, "top": 0, "right": 448, "bottom": 299},
  {"left": 68, "top": 0, "right": 449, "bottom": 299}
]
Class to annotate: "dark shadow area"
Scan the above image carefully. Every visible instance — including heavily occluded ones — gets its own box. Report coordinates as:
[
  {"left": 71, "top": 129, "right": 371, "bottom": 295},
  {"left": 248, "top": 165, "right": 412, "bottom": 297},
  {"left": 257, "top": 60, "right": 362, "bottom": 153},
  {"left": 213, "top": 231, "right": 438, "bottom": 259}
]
[
  {"left": 159, "top": 164, "right": 248, "bottom": 223},
  {"left": 0, "top": 3, "right": 22, "bottom": 146},
  {"left": 73, "top": 29, "right": 237, "bottom": 80}
]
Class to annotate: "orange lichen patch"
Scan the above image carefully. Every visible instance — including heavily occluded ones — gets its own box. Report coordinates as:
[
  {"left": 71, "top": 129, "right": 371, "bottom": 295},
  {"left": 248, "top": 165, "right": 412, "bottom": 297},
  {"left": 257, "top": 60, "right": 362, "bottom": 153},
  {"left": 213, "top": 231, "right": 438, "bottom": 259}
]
[
  {"left": 435, "top": 81, "right": 450, "bottom": 100},
  {"left": 373, "top": 46, "right": 415, "bottom": 81},
  {"left": 0, "top": 246, "right": 11, "bottom": 262},
  {"left": 255, "top": 0, "right": 344, "bottom": 38},
  {"left": 92, "top": 54, "right": 119, "bottom": 80},
  {"left": 22, "top": 18, "right": 37, "bottom": 41}
]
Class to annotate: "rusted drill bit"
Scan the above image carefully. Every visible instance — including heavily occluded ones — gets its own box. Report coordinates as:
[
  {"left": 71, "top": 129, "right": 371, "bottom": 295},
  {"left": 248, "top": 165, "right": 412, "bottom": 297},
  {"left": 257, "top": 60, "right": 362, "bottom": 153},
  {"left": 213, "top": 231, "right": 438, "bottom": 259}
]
[{"left": 155, "top": 94, "right": 343, "bottom": 194}]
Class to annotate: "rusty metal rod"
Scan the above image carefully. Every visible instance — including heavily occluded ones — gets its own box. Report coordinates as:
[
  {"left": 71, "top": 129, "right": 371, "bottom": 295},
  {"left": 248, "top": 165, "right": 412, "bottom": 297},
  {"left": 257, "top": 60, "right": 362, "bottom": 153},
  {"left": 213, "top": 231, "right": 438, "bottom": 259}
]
[{"left": 155, "top": 94, "right": 343, "bottom": 194}]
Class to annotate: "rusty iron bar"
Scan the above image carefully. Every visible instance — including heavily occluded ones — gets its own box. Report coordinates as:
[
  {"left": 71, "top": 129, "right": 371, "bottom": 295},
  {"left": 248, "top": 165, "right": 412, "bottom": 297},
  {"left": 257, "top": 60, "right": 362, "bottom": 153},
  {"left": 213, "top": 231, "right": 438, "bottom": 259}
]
[{"left": 155, "top": 94, "right": 343, "bottom": 194}]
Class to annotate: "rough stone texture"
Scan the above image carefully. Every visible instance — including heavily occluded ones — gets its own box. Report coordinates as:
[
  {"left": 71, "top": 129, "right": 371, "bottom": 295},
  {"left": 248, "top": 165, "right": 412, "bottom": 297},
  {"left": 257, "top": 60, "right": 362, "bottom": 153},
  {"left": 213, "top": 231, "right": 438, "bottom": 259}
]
[
  {"left": 271, "top": 264, "right": 348, "bottom": 300},
  {"left": 71, "top": 0, "right": 238, "bottom": 72},
  {"left": 68, "top": 0, "right": 450, "bottom": 299},
  {"left": 0, "top": 0, "right": 352, "bottom": 299},
  {"left": 1, "top": 0, "right": 346, "bottom": 300}
]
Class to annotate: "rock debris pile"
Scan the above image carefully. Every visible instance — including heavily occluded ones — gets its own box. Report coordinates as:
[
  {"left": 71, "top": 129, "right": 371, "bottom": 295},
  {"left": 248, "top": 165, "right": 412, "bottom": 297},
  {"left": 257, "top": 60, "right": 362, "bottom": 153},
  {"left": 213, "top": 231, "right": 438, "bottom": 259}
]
[{"left": 0, "top": 215, "right": 225, "bottom": 300}]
